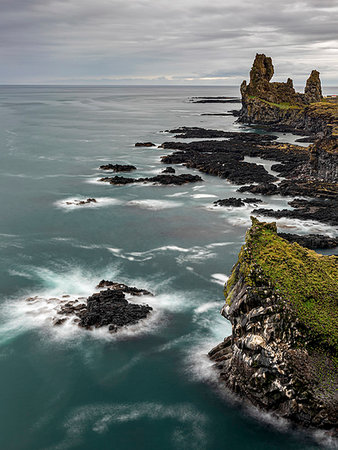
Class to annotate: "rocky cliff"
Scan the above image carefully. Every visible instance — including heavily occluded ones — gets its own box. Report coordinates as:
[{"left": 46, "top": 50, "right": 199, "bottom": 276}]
[
  {"left": 239, "top": 54, "right": 338, "bottom": 184},
  {"left": 209, "top": 218, "right": 338, "bottom": 433}
]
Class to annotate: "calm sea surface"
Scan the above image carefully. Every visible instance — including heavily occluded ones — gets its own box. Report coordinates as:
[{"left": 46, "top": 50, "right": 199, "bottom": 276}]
[{"left": 0, "top": 86, "right": 336, "bottom": 450}]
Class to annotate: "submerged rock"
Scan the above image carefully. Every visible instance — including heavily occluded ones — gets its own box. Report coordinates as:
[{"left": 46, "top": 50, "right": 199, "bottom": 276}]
[
  {"left": 209, "top": 218, "right": 338, "bottom": 433},
  {"left": 66, "top": 198, "right": 97, "bottom": 206}
]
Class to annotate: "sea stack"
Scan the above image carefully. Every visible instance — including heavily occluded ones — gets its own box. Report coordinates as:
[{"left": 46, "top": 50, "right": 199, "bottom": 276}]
[{"left": 209, "top": 218, "right": 338, "bottom": 433}]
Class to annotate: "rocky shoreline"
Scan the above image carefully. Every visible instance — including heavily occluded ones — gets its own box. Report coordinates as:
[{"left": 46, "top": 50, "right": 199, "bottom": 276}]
[{"left": 207, "top": 54, "right": 338, "bottom": 436}]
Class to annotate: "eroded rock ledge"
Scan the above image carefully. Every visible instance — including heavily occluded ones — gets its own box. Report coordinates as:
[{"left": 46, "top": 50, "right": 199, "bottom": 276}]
[{"left": 209, "top": 218, "right": 338, "bottom": 432}]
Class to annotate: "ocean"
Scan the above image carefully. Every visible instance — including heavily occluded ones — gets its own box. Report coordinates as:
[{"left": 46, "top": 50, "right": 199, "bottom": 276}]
[{"left": 0, "top": 85, "right": 336, "bottom": 450}]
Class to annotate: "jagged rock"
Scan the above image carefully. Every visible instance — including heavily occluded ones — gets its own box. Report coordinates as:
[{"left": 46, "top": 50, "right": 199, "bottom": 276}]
[
  {"left": 66, "top": 198, "right": 97, "bottom": 206},
  {"left": 135, "top": 142, "right": 155, "bottom": 147},
  {"left": 99, "top": 164, "right": 137, "bottom": 172},
  {"left": 96, "top": 280, "right": 153, "bottom": 296},
  {"left": 161, "top": 167, "right": 176, "bottom": 174},
  {"left": 304, "top": 70, "right": 323, "bottom": 104},
  {"left": 278, "top": 233, "right": 337, "bottom": 250},
  {"left": 99, "top": 173, "right": 203, "bottom": 186},
  {"left": 213, "top": 197, "right": 262, "bottom": 207},
  {"left": 238, "top": 183, "right": 278, "bottom": 195},
  {"left": 253, "top": 197, "right": 338, "bottom": 226},
  {"left": 78, "top": 289, "right": 152, "bottom": 329},
  {"left": 209, "top": 218, "right": 338, "bottom": 433},
  {"left": 53, "top": 282, "right": 154, "bottom": 331},
  {"left": 214, "top": 198, "right": 244, "bottom": 207}
]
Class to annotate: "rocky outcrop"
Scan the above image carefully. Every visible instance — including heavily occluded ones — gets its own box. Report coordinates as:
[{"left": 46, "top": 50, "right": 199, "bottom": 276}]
[
  {"left": 55, "top": 281, "right": 153, "bottom": 332},
  {"left": 238, "top": 54, "right": 338, "bottom": 140},
  {"left": 213, "top": 198, "right": 262, "bottom": 207},
  {"left": 209, "top": 218, "right": 338, "bottom": 432},
  {"left": 99, "top": 173, "right": 203, "bottom": 186},
  {"left": 277, "top": 233, "right": 337, "bottom": 250},
  {"left": 304, "top": 70, "right": 323, "bottom": 104},
  {"left": 99, "top": 164, "right": 137, "bottom": 172}
]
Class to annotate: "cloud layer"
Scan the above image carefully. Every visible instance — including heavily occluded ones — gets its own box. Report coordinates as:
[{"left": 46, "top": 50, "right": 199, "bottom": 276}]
[{"left": 1, "top": 0, "right": 337, "bottom": 85}]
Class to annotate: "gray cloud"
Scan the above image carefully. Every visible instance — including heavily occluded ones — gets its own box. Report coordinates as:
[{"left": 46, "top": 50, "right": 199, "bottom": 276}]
[{"left": 0, "top": 0, "right": 337, "bottom": 85}]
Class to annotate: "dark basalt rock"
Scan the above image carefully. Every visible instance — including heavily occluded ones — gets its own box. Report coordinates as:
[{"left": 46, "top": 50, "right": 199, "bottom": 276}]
[
  {"left": 99, "top": 164, "right": 137, "bottom": 172},
  {"left": 237, "top": 183, "right": 279, "bottom": 195},
  {"left": 189, "top": 97, "right": 241, "bottom": 104},
  {"left": 161, "top": 167, "right": 176, "bottom": 174},
  {"left": 253, "top": 197, "right": 338, "bottom": 226},
  {"left": 135, "top": 142, "right": 156, "bottom": 147},
  {"left": 161, "top": 152, "right": 276, "bottom": 185},
  {"left": 99, "top": 173, "right": 203, "bottom": 186},
  {"left": 96, "top": 280, "right": 153, "bottom": 296},
  {"left": 78, "top": 289, "right": 152, "bottom": 330},
  {"left": 214, "top": 197, "right": 263, "bottom": 207},
  {"left": 278, "top": 233, "right": 338, "bottom": 250},
  {"left": 66, "top": 198, "right": 97, "bottom": 205},
  {"left": 54, "top": 282, "right": 154, "bottom": 332},
  {"left": 243, "top": 197, "right": 263, "bottom": 204},
  {"left": 165, "top": 128, "right": 278, "bottom": 141},
  {"left": 214, "top": 198, "right": 245, "bottom": 207}
]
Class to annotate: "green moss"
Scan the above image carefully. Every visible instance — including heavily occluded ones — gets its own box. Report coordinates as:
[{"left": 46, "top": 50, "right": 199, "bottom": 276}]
[
  {"left": 234, "top": 217, "right": 338, "bottom": 355},
  {"left": 247, "top": 95, "right": 302, "bottom": 109}
]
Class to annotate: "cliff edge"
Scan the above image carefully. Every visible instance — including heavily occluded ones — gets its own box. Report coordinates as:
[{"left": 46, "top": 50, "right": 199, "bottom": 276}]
[
  {"left": 239, "top": 53, "right": 338, "bottom": 185},
  {"left": 209, "top": 218, "right": 338, "bottom": 432}
]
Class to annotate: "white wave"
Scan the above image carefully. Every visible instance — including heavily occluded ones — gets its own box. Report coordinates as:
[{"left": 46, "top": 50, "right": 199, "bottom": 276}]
[
  {"left": 165, "top": 191, "right": 189, "bottom": 197},
  {"left": 192, "top": 194, "right": 218, "bottom": 199},
  {"left": 184, "top": 314, "right": 231, "bottom": 384},
  {"left": 194, "top": 302, "right": 221, "bottom": 314},
  {"left": 0, "top": 264, "right": 197, "bottom": 344},
  {"left": 55, "top": 197, "right": 122, "bottom": 210},
  {"left": 211, "top": 273, "right": 229, "bottom": 286},
  {"left": 126, "top": 199, "right": 183, "bottom": 210},
  {"left": 48, "top": 402, "right": 208, "bottom": 450},
  {"left": 192, "top": 185, "right": 205, "bottom": 191}
]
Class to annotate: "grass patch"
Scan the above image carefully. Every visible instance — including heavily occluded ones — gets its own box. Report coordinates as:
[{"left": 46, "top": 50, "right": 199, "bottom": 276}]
[{"left": 234, "top": 218, "right": 338, "bottom": 355}]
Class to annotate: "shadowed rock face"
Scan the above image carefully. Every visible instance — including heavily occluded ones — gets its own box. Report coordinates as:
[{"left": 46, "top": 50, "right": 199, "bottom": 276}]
[
  {"left": 209, "top": 218, "right": 338, "bottom": 433},
  {"left": 304, "top": 70, "right": 323, "bottom": 104}
]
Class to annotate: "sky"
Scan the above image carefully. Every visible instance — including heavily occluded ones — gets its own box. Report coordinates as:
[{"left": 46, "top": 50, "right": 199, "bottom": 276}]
[{"left": 1, "top": 0, "right": 338, "bottom": 86}]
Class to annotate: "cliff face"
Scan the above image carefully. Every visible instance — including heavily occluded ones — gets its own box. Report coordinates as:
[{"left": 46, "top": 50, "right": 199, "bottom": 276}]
[
  {"left": 239, "top": 54, "right": 338, "bottom": 184},
  {"left": 209, "top": 218, "right": 338, "bottom": 431},
  {"left": 239, "top": 53, "right": 330, "bottom": 135}
]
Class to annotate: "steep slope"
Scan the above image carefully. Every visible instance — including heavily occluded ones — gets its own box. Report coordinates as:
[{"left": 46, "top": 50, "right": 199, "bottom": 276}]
[{"left": 209, "top": 218, "right": 338, "bottom": 432}]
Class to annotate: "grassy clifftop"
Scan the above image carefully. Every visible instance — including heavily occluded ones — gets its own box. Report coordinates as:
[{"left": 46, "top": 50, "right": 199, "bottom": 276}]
[{"left": 226, "top": 218, "right": 338, "bottom": 356}]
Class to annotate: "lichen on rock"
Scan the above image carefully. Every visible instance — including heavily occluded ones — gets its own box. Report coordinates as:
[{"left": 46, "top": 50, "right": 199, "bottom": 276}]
[{"left": 210, "top": 218, "right": 338, "bottom": 432}]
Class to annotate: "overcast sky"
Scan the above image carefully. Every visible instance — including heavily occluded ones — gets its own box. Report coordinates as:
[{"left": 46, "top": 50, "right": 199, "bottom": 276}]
[{"left": 1, "top": 0, "right": 337, "bottom": 85}]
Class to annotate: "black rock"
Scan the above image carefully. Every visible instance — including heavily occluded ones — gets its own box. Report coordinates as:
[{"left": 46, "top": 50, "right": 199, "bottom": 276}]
[
  {"left": 238, "top": 183, "right": 279, "bottom": 195},
  {"left": 65, "top": 198, "right": 97, "bottom": 206},
  {"left": 161, "top": 167, "right": 176, "bottom": 174},
  {"left": 96, "top": 280, "right": 153, "bottom": 296},
  {"left": 214, "top": 198, "right": 245, "bottom": 207},
  {"left": 99, "top": 173, "right": 203, "bottom": 186},
  {"left": 78, "top": 289, "right": 153, "bottom": 330},
  {"left": 99, "top": 164, "right": 137, "bottom": 172},
  {"left": 278, "top": 233, "right": 338, "bottom": 250},
  {"left": 135, "top": 142, "right": 155, "bottom": 147}
]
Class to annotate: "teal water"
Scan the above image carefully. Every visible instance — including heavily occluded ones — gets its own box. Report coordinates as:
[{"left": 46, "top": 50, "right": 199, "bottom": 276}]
[{"left": 0, "top": 86, "right": 335, "bottom": 450}]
